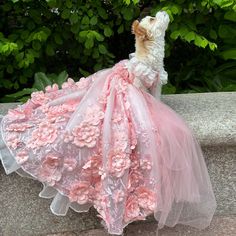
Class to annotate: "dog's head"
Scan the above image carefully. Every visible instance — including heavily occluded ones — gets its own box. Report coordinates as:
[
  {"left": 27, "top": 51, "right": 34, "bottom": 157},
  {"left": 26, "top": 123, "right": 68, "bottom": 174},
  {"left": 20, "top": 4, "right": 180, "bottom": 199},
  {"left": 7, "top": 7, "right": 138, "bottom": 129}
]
[{"left": 132, "top": 11, "right": 170, "bottom": 41}]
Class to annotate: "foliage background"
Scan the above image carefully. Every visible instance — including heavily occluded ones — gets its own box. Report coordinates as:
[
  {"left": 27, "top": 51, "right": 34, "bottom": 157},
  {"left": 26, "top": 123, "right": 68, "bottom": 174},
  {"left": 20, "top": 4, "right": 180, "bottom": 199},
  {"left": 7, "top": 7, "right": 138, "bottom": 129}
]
[{"left": 0, "top": 0, "right": 236, "bottom": 102}]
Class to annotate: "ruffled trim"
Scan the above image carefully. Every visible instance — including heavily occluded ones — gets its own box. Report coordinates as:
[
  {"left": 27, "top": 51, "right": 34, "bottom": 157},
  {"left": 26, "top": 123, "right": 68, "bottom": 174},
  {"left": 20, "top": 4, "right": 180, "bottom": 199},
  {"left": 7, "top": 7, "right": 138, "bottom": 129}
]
[{"left": 0, "top": 115, "right": 92, "bottom": 216}]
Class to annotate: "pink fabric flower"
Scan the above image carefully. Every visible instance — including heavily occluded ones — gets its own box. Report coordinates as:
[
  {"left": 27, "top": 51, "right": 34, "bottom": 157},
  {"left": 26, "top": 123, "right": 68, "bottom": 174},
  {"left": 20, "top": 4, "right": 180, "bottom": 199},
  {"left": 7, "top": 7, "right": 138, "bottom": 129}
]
[
  {"left": 82, "top": 155, "right": 102, "bottom": 177},
  {"left": 28, "top": 122, "right": 58, "bottom": 148},
  {"left": 6, "top": 133, "right": 21, "bottom": 150},
  {"left": 42, "top": 154, "right": 60, "bottom": 169},
  {"left": 128, "top": 170, "right": 143, "bottom": 191},
  {"left": 68, "top": 181, "right": 91, "bottom": 204},
  {"left": 62, "top": 78, "right": 75, "bottom": 89},
  {"left": 135, "top": 186, "right": 156, "bottom": 212},
  {"left": 64, "top": 158, "right": 77, "bottom": 171},
  {"left": 75, "top": 77, "right": 89, "bottom": 90},
  {"left": 15, "top": 150, "right": 29, "bottom": 164},
  {"left": 113, "top": 131, "right": 128, "bottom": 151},
  {"left": 30, "top": 91, "right": 49, "bottom": 106},
  {"left": 114, "top": 62, "right": 134, "bottom": 83},
  {"left": 39, "top": 168, "right": 62, "bottom": 186},
  {"left": 108, "top": 149, "right": 131, "bottom": 178},
  {"left": 7, "top": 108, "right": 26, "bottom": 121},
  {"left": 45, "top": 84, "right": 59, "bottom": 93},
  {"left": 63, "top": 131, "right": 74, "bottom": 143},
  {"left": 39, "top": 153, "right": 62, "bottom": 186},
  {"left": 124, "top": 195, "right": 140, "bottom": 223},
  {"left": 72, "top": 123, "right": 100, "bottom": 148},
  {"left": 112, "top": 112, "right": 123, "bottom": 123},
  {"left": 85, "top": 105, "right": 104, "bottom": 126},
  {"left": 6, "top": 123, "right": 32, "bottom": 132}
]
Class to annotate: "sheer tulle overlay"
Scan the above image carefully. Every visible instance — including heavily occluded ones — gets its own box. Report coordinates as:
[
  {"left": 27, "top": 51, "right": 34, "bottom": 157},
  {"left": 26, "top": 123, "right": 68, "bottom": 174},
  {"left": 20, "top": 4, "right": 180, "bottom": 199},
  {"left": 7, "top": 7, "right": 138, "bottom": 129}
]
[{"left": 0, "top": 60, "right": 216, "bottom": 235}]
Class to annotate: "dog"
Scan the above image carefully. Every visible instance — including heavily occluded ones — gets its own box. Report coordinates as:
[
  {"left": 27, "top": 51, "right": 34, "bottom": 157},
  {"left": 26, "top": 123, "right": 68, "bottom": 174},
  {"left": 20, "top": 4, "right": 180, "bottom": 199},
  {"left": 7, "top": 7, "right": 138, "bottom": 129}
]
[{"left": 129, "top": 11, "right": 170, "bottom": 99}]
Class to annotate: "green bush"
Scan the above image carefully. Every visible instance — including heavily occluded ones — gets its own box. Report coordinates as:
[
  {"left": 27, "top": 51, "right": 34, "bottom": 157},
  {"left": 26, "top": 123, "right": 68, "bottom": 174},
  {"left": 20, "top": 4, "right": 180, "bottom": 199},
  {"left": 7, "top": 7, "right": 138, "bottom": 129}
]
[{"left": 0, "top": 0, "right": 235, "bottom": 102}]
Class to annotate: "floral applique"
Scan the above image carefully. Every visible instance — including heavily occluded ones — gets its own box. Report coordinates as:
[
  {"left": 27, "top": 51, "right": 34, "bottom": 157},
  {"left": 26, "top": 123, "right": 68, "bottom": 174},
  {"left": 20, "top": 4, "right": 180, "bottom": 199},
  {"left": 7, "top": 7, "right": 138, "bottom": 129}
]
[
  {"left": 72, "top": 123, "right": 100, "bottom": 148},
  {"left": 7, "top": 108, "right": 26, "bottom": 121},
  {"left": 30, "top": 91, "right": 50, "bottom": 106},
  {"left": 28, "top": 122, "right": 58, "bottom": 149},
  {"left": 39, "top": 153, "right": 62, "bottom": 186},
  {"left": 113, "top": 131, "right": 128, "bottom": 151},
  {"left": 108, "top": 149, "right": 131, "bottom": 178},
  {"left": 6, "top": 123, "right": 32, "bottom": 132},
  {"left": 68, "top": 181, "right": 92, "bottom": 204},
  {"left": 82, "top": 154, "right": 102, "bottom": 178},
  {"left": 124, "top": 195, "right": 141, "bottom": 223},
  {"left": 15, "top": 149, "right": 29, "bottom": 164},
  {"left": 45, "top": 84, "right": 59, "bottom": 93},
  {"left": 135, "top": 186, "right": 156, "bottom": 213},
  {"left": 5, "top": 133, "right": 21, "bottom": 150},
  {"left": 70, "top": 105, "right": 104, "bottom": 148},
  {"left": 75, "top": 77, "right": 90, "bottom": 90}
]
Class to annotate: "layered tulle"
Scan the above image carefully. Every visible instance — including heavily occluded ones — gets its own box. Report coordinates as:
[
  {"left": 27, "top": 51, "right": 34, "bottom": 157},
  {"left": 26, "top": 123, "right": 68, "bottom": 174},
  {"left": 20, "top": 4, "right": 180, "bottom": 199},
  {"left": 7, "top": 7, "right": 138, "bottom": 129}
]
[{"left": 0, "top": 60, "right": 216, "bottom": 235}]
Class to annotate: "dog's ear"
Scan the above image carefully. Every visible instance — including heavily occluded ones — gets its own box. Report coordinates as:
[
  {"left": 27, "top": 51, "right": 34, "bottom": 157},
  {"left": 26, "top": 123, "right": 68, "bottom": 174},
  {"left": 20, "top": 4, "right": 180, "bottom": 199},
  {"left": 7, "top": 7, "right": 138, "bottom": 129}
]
[{"left": 132, "top": 20, "right": 149, "bottom": 40}]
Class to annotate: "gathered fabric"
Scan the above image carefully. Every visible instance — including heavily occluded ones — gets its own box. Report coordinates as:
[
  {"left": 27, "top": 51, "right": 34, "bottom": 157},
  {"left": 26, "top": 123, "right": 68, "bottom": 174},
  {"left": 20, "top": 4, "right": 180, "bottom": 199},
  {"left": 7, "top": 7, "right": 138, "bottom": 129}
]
[{"left": 0, "top": 60, "right": 216, "bottom": 235}]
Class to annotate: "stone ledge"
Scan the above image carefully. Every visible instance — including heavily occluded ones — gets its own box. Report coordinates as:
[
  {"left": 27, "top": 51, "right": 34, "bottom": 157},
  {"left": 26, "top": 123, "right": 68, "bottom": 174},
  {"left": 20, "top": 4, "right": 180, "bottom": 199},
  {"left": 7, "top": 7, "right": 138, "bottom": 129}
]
[
  {"left": 44, "top": 215, "right": 236, "bottom": 236},
  {"left": 0, "top": 92, "right": 235, "bottom": 147}
]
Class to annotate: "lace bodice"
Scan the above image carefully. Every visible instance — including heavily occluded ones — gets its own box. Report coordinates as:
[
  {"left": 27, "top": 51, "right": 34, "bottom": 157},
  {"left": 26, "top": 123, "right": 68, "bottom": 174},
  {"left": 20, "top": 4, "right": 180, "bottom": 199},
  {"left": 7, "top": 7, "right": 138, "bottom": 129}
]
[{"left": 125, "top": 54, "right": 168, "bottom": 98}]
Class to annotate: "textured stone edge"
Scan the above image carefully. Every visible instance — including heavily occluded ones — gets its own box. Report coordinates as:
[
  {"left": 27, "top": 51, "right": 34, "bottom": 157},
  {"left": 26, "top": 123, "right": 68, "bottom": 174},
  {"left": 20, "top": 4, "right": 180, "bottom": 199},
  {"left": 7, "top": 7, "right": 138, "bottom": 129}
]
[{"left": 44, "top": 215, "right": 236, "bottom": 236}]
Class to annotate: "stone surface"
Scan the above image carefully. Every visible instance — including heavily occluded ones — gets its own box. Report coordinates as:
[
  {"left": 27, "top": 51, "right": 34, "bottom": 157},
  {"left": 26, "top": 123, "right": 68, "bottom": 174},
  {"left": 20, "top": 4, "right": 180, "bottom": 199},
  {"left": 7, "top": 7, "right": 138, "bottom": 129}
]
[
  {"left": 161, "top": 92, "right": 236, "bottom": 147},
  {"left": 44, "top": 216, "right": 236, "bottom": 236},
  {"left": 0, "top": 92, "right": 235, "bottom": 236}
]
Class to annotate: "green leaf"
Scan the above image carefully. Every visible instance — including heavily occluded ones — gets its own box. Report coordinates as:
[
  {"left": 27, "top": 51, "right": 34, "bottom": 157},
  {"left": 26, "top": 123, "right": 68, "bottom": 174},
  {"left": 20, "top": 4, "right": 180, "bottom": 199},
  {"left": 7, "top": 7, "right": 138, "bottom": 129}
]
[
  {"left": 46, "top": 44, "right": 55, "bottom": 56},
  {"left": 98, "top": 7, "right": 108, "bottom": 19},
  {"left": 70, "top": 13, "right": 79, "bottom": 24},
  {"left": 209, "top": 42, "right": 217, "bottom": 51},
  {"left": 93, "top": 31, "right": 104, "bottom": 41},
  {"left": 220, "top": 49, "right": 236, "bottom": 60},
  {"left": 98, "top": 44, "right": 107, "bottom": 54},
  {"left": 85, "top": 38, "right": 94, "bottom": 49},
  {"left": 32, "top": 41, "right": 41, "bottom": 50},
  {"left": 104, "top": 27, "right": 113, "bottom": 37},
  {"left": 184, "top": 31, "right": 195, "bottom": 42},
  {"left": 170, "top": 30, "right": 180, "bottom": 40},
  {"left": 66, "top": 0, "right": 72, "bottom": 8},
  {"left": 53, "top": 70, "right": 68, "bottom": 86},
  {"left": 209, "top": 29, "right": 217, "bottom": 40},
  {"left": 162, "top": 83, "right": 176, "bottom": 94},
  {"left": 81, "top": 16, "right": 90, "bottom": 25},
  {"left": 33, "top": 72, "right": 52, "bottom": 90},
  {"left": 61, "top": 9, "right": 70, "bottom": 19},
  {"left": 79, "top": 68, "right": 90, "bottom": 77},
  {"left": 90, "top": 16, "right": 98, "bottom": 25},
  {"left": 71, "top": 23, "right": 80, "bottom": 34},
  {"left": 6, "top": 88, "right": 37, "bottom": 99},
  {"left": 194, "top": 35, "right": 208, "bottom": 48},
  {"left": 224, "top": 11, "right": 236, "bottom": 22},
  {"left": 117, "top": 25, "right": 124, "bottom": 34},
  {"left": 54, "top": 33, "right": 63, "bottom": 45},
  {"left": 122, "top": 8, "right": 133, "bottom": 21},
  {"left": 7, "top": 65, "right": 13, "bottom": 74}
]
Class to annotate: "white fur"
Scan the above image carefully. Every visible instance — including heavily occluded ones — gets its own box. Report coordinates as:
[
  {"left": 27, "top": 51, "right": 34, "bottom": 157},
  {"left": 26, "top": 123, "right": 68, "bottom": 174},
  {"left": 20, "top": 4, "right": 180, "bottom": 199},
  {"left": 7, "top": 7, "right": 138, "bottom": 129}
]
[{"left": 127, "top": 11, "right": 170, "bottom": 99}]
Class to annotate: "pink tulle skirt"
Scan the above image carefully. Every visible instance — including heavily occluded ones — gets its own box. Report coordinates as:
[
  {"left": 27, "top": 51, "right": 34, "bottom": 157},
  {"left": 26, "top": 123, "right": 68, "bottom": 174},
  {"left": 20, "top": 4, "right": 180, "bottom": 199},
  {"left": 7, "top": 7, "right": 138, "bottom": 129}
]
[{"left": 0, "top": 60, "right": 216, "bottom": 235}]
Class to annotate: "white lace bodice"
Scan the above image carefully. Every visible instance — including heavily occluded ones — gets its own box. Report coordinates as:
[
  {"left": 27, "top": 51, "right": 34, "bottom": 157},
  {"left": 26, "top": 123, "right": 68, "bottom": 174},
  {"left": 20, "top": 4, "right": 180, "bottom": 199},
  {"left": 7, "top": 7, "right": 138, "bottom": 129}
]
[{"left": 125, "top": 54, "right": 168, "bottom": 99}]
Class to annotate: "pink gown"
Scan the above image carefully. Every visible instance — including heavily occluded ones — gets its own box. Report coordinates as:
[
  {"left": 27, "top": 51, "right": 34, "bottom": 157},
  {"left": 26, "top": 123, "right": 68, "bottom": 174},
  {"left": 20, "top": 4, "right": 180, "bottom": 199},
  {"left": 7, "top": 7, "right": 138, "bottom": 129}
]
[{"left": 0, "top": 59, "right": 216, "bottom": 235}]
